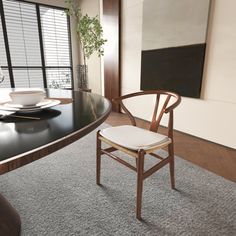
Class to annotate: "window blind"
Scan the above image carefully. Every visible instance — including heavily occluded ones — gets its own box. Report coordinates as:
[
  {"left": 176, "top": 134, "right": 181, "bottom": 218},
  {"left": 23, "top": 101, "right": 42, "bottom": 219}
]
[
  {"left": 40, "top": 7, "right": 71, "bottom": 67},
  {"left": 0, "top": 13, "right": 7, "bottom": 66},
  {"left": 4, "top": 0, "right": 42, "bottom": 67},
  {"left": 0, "top": 10, "right": 10, "bottom": 88},
  {"left": 0, "top": 0, "right": 73, "bottom": 89},
  {"left": 40, "top": 6, "right": 72, "bottom": 88},
  {"left": 3, "top": 0, "right": 44, "bottom": 88}
]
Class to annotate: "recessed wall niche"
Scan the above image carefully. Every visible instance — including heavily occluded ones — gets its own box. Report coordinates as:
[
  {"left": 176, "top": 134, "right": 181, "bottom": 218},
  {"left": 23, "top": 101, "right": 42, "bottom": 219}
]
[{"left": 140, "top": 0, "right": 211, "bottom": 98}]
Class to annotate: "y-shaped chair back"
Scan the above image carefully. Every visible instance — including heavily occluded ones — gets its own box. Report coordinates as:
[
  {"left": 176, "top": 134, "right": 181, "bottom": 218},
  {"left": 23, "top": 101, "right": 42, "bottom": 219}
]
[{"left": 114, "top": 90, "right": 181, "bottom": 138}]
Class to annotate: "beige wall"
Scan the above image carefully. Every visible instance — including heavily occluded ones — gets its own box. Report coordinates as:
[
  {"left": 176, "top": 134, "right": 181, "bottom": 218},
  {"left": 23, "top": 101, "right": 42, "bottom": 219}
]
[
  {"left": 142, "top": 0, "right": 210, "bottom": 50},
  {"left": 121, "top": 0, "right": 236, "bottom": 149}
]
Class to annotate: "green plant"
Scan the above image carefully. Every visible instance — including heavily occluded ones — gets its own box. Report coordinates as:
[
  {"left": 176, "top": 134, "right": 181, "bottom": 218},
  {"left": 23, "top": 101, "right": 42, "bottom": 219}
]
[{"left": 65, "top": 0, "right": 107, "bottom": 65}]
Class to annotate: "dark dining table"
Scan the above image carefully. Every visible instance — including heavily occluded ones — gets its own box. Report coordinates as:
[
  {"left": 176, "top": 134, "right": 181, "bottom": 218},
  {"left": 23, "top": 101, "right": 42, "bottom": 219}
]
[{"left": 0, "top": 88, "right": 111, "bottom": 236}]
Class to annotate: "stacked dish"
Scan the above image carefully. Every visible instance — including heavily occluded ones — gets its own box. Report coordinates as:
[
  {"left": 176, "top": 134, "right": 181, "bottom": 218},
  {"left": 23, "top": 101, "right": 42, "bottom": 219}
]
[{"left": 0, "top": 89, "right": 61, "bottom": 113}]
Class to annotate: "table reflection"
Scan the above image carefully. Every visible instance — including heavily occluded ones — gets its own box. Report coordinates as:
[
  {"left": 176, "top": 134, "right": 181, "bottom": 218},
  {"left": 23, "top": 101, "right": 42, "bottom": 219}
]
[{"left": 0, "top": 89, "right": 111, "bottom": 164}]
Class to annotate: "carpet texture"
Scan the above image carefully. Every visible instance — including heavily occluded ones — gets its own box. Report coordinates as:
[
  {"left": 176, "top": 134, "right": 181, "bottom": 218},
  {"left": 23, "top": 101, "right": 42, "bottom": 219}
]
[{"left": 0, "top": 125, "right": 236, "bottom": 236}]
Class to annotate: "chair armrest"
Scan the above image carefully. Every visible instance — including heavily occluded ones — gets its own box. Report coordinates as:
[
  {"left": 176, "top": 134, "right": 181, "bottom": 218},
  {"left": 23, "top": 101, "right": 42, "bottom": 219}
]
[
  {"left": 112, "top": 97, "right": 136, "bottom": 126},
  {"left": 164, "top": 94, "right": 181, "bottom": 113}
]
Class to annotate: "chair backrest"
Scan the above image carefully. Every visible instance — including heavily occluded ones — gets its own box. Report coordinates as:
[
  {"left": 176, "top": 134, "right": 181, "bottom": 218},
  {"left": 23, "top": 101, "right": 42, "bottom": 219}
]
[{"left": 113, "top": 90, "right": 181, "bottom": 135}]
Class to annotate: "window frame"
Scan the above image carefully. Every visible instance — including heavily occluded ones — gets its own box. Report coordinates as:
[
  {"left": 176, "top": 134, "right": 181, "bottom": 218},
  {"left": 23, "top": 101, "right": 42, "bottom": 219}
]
[{"left": 0, "top": 0, "right": 74, "bottom": 89}]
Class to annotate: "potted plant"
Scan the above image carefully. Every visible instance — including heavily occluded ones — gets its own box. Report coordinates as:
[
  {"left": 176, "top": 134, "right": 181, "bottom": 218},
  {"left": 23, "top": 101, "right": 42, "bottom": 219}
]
[{"left": 65, "top": 0, "right": 107, "bottom": 90}]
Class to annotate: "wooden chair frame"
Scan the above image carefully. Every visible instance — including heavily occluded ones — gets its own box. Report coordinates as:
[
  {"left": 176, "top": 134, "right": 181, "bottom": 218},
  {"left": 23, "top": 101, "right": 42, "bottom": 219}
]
[{"left": 96, "top": 90, "right": 181, "bottom": 219}]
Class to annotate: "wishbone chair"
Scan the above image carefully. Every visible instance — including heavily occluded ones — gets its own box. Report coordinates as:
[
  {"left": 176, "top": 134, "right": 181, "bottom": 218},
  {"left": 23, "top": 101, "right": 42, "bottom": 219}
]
[{"left": 96, "top": 90, "right": 181, "bottom": 219}]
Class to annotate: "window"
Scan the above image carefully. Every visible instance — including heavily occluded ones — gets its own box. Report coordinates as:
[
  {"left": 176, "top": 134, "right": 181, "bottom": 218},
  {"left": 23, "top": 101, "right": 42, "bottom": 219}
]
[
  {"left": 0, "top": 0, "right": 73, "bottom": 89},
  {"left": 0, "top": 6, "right": 10, "bottom": 87}
]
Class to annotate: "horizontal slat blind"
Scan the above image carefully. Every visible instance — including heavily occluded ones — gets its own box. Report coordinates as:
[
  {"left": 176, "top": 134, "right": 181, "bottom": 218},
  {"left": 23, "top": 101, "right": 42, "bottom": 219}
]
[
  {"left": 40, "top": 7, "right": 71, "bottom": 67},
  {"left": 0, "top": 11, "right": 10, "bottom": 88},
  {"left": 0, "top": 13, "right": 8, "bottom": 67},
  {"left": 13, "top": 69, "right": 44, "bottom": 88},
  {"left": 3, "top": 0, "right": 42, "bottom": 67},
  {"left": 0, "top": 0, "right": 73, "bottom": 89}
]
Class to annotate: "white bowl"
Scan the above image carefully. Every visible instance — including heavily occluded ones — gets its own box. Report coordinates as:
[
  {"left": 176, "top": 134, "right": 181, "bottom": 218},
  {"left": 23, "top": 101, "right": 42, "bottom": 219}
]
[{"left": 9, "top": 90, "right": 45, "bottom": 106}]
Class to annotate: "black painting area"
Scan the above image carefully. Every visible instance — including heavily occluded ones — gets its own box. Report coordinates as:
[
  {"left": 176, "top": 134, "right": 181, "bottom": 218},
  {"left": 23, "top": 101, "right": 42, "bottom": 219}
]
[{"left": 140, "top": 44, "right": 206, "bottom": 98}]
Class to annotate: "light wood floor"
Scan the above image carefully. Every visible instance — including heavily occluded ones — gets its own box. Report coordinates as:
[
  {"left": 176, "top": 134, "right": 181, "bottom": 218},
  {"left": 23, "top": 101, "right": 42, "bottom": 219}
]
[{"left": 106, "top": 112, "right": 236, "bottom": 182}]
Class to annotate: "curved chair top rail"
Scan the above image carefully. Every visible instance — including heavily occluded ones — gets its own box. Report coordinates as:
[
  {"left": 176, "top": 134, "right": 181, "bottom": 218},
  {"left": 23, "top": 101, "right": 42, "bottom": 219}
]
[
  {"left": 113, "top": 90, "right": 181, "bottom": 113},
  {"left": 112, "top": 90, "right": 181, "bottom": 132}
]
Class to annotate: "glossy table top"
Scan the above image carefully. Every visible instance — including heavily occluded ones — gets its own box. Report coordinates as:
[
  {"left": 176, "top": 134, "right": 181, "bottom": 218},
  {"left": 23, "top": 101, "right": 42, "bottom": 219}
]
[{"left": 0, "top": 89, "right": 111, "bottom": 174}]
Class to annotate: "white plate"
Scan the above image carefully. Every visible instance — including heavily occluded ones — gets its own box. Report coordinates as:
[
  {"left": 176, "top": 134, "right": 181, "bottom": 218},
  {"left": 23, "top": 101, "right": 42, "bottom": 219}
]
[
  {"left": 4, "top": 99, "right": 52, "bottom": 109},
  {"left": 0, "top": 99, "right": 61, "bottom": 113}
]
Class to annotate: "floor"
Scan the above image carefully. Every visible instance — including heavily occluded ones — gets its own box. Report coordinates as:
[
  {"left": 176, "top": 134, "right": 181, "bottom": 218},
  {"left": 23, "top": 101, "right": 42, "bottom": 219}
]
[{"left": 106, "top": 112, "right": 236, "bottom": 182}]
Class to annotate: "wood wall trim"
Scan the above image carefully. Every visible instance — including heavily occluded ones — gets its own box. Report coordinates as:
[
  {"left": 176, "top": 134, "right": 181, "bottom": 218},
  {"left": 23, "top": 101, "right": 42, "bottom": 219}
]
[{"left": 103, "top": 0, "right": 121, "bottom": 112}]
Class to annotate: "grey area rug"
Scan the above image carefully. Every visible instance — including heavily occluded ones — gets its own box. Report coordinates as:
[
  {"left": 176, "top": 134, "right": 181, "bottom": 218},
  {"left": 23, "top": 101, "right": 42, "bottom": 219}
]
[{"left": 0, "top": 124, "right": 236, "bottom": 236}]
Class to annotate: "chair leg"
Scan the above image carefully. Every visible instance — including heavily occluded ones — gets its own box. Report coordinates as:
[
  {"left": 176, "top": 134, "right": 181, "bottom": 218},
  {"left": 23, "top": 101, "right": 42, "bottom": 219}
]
[
  {"left": 168, "top": 143, "right": 175, "bottom": 189},
  {"left": 96, "top": 131, "right": 102, "bottom": 185},
  {"left": 136, "top": 150, "right": 145, "bottom": 220}
]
